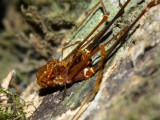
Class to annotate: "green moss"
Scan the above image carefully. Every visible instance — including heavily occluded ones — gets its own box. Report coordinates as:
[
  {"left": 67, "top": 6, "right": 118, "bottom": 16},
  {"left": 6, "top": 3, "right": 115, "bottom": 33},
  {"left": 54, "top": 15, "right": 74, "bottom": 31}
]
[{"left": 0, "top": 88, "right": 27, "bottom": 120}]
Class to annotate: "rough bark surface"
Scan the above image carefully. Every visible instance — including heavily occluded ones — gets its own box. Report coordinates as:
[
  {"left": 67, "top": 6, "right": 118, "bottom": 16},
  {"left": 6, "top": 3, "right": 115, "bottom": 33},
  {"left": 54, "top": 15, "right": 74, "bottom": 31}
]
[{"left": 29, "top": 0, "right": 160, "bottom": 120}]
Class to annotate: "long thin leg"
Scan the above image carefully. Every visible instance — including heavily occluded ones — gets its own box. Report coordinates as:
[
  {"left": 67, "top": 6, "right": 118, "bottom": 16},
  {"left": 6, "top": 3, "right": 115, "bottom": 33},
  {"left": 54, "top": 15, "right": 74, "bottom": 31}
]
[
  {"left": 63, "top": 0, "right": 132, "bottom": 77},
  {"left": 63, "top": 41, "right": 81, "bottom": 50},
  {"left": 62, "top": 41, "right": 80, "bottom": 98},
  {"left": 69, "top": 23, "right": 129, "bottom": 119},
  {"left": 80, "top": 0, "right": 130, "bottom": 51},
  {"left": 71, "top": 44, "right": 106, "bottom": 120},
  {"left": 78, "top": 0, "right": 127, "bottom": 50},
  {"left": 63, "top": 68, "right": 69, "bottom": 99},
  {"left": 65, "top": 0, "right": 127, "bottom": 61},
  {"left": 61, "top": 12, "right": 110, "bottom": 88},
  {"left": 67, "top": 25, "right": 128, "bottom": 82},
  {"left": 62, "top": 0, "right": 109, "bottom": 94},
  {"left": 62, "top": 0, "right": 132, "bottom": 83},
  {"left": 61, "top": 41, "right": 80, "bottom": 60},
  {"left": 73, "top": 0, "right": 160, "bottom": 80},
  {"left": 70, "top": 15, "right": 129, "bottom": 120},
  {"left": 57, "top": 0, "right": 109, "bottom": 94},
  {"left": 74, "top": 0, "right": 109, "bottom": 33},
  {"left": 63, "top": 0, "right": 110, "bottom": 61},
  {"left": 59, "top": 0, "right": 130, "bottom": 99},
  {"left": 119, "top": 0, "right": 123, "bottom": 8}
]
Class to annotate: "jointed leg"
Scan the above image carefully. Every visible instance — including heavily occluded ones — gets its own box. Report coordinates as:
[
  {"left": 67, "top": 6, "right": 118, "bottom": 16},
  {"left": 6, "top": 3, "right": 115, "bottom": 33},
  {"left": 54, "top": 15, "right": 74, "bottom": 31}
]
[
  {"left": 63, "top": 68, "right": 69, "bottom": 99},
  {"left": 68, "top": 24, "right": 129, "bottom": 82},
  {"left": 62, "top": 0, "right": 131, "bottom": 100},
  {"left": 75, "top": 0, "right": 110, "bottom": 32},
  {"left": 119, "top": 0, "right": 123, "bottom": 8},
  {"left": 63, "top": 0, "right": 110, "bottom": 61},
  {"left": 64, "top": 0, "right": 131, "bottom": 69},
  {"left": 61, "top": 41, "right": 80, "bottom": 60},
  {"left": 81, "top": 0, "right": 131, "bottom": 51},
  {"left": 72, "top": 44, "right": 106, "bottom": 120}
]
